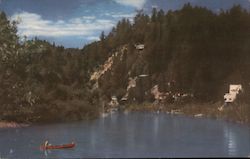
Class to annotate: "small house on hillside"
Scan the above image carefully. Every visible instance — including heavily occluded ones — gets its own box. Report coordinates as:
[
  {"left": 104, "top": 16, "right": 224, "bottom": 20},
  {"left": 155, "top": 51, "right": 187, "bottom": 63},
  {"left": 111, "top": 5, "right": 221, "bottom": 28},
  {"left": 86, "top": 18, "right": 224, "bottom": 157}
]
[
  {"left": 109, "top": 96, "right": 119, "bottom": 108},
  {"left": 135, "top": 44, "right": 145, "bottom": 50},
  {"left": 224, "top": 84, "right": 243, "bottom": 103}
]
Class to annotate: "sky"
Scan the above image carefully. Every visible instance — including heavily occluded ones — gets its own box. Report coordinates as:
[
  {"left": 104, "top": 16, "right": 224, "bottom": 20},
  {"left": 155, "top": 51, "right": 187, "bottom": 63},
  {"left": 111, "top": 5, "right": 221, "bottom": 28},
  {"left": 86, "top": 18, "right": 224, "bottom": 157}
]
[{"left": 1, "top": 0, "right": 250, "bottom": 48}]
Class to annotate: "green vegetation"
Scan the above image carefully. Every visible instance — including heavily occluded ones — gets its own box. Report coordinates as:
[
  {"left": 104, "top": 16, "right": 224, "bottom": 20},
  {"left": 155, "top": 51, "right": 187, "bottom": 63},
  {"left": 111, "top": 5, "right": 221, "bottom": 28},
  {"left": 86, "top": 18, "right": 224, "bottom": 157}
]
[
  {"left": 87, "top": 4, "right": 250, "bottom": 124},
  {"left": 0, "top": 12, "right": 99, "bottom": 123},
  {"left": 96, "top": 4, "right": 250, "bottom": 103},
  {"left": 1, "top": 4, "right": 250, "bottom": 123}
]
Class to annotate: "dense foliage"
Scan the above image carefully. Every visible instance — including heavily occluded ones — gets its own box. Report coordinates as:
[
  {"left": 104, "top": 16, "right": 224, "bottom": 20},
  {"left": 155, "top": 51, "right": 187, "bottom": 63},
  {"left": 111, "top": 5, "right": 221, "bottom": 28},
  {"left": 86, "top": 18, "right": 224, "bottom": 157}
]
[
  {"left": 91, "top": 4, "right": 250, "bottom": 103},
  {"left": 1, "top": 4, "right": 250, "bottom": 122},
  {"left": 0, "top": 12, "right": 99, "bottom": 122}
]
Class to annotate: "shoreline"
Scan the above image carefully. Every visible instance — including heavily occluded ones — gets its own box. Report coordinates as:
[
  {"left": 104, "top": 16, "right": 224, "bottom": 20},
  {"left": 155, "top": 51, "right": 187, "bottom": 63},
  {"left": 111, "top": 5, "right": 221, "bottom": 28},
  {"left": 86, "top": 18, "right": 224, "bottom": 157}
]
[
  {"left": 0, "top": 121, "right": 30, "bottom": 129},
  {"left": 123, "top": 102, "right": 250, "bottom": 125},
  {"left": 1, "top": 102, "right": 249, "bottom": 128}
]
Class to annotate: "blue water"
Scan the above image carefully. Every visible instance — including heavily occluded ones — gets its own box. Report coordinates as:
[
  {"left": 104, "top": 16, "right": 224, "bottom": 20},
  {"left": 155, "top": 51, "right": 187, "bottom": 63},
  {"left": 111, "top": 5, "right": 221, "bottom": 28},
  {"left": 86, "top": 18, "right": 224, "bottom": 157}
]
[{"left": 0, "top": 112, "right": 250, "bottom": 158}]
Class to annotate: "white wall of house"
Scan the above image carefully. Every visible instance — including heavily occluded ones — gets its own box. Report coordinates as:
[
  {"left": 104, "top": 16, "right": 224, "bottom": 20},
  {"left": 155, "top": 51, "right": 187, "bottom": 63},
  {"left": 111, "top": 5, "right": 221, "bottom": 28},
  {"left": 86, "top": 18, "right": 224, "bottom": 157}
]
[
  {"left": 135, "top": 44, "right": 144, "bottom": 50},
  {"left": 224, "top": 84, "right": 242, "bottom": 103},
  {"left": 229, "top": 84, "right": 242, "bottom": 94},
  {"left": 224, "top": 93, "right": 237, "bottom": 103}
]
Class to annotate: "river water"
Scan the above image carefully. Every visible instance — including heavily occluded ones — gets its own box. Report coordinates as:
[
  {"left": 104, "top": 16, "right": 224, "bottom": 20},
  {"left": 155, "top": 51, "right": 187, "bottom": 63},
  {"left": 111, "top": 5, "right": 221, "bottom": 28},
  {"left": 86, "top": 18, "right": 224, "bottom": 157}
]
[{"left": 0, "top": 112, "right": 250, "bottom": 158}]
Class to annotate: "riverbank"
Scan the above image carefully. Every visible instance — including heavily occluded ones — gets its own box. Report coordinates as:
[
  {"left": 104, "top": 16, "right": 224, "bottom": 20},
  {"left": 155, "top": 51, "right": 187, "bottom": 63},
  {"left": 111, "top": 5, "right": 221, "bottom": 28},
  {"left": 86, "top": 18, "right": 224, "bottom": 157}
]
[
  {"left": 0, "top": 121, "right": 29, "bottom": 128},
  {"left": 124, "top": 102, "right": 250, "bottom": 125},
  {"left": 1, "top": 102, "right": 249, "bottom": 128}
]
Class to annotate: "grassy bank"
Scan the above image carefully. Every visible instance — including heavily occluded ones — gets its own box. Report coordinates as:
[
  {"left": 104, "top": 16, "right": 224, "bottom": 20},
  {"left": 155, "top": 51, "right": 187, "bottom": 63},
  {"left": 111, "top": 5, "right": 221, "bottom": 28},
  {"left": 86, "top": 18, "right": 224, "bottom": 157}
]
[{"left": 124, "top": 102, "right": 250, "bottom": 124}]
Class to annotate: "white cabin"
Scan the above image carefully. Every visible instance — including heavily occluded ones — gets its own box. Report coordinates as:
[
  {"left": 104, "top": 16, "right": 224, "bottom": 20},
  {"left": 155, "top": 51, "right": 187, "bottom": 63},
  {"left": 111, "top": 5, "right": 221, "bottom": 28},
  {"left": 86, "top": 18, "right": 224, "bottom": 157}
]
[
  {"left": 224, "top": 84, "right": 242, "bottom": 103},
  {"left": 229, "top": 84, "right": 242, "bottom": 94},
  {"left": 109, "top": 96, "right": 119, "bottom": 108},
  {"left": 135, "top": 44, "right": 144, "bottom": 50},
  {"left": 224, "top": 93, "right": 237, "bottom": 103}
]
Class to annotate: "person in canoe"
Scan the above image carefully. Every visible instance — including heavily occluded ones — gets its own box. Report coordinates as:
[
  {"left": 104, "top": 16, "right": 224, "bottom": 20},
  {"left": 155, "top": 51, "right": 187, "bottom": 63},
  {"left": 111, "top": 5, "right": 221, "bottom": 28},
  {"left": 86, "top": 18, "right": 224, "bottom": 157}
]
[
  {"left": 44, "top": 140, "right": 51, "bottom": 147},
  {"left": 41, "top": 140, "right": 76, "bottom": 150}
]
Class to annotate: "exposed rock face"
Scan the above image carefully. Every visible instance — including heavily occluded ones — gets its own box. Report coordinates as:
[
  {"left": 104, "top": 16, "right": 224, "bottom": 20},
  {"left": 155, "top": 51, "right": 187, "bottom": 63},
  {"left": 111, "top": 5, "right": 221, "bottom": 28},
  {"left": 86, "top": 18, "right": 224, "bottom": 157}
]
[
  {"left": 90, "top": 55, "right": 114, "bottom": 82},
  {"left": 127, "top": 77, "right": 137, "bottom": 91},
  {"left": 151, "top": 85, "right": 163, "bottom": 100},
  {"left": 151, "top": 85, "right": 172, "bottom": 101},
  {"left": 90, "top": 46, "right": 127, "bottom": 90},
  {"left": 88, "top": 44, "right": 196, "bottom": 106},
  {"left": 122, "top": 77, "right": 138, "bottom": 101}
]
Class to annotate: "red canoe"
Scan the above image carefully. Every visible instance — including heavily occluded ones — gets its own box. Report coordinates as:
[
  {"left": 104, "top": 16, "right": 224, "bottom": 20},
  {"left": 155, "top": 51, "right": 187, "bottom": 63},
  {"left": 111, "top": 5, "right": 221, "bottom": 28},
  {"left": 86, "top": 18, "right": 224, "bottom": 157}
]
[{"left": 40, "top": 142, "right": 75, "bottom": 150}]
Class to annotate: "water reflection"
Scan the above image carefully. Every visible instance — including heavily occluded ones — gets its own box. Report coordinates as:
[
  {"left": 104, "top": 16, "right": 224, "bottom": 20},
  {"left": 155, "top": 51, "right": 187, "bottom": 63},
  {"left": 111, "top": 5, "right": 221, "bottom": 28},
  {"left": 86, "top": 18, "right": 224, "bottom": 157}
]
[
  {"left": 224, "top": 125, "right": 237, "bottom": 156},
  {"left": 153, "top": 115, "right": 159, "bottom": 137}
]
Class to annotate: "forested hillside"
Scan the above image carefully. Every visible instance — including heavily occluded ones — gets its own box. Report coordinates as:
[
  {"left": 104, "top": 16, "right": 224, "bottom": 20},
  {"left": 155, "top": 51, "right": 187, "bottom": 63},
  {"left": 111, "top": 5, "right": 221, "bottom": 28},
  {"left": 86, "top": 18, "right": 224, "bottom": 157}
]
[
  {"left": 0, "top": 4, "right": 250, "bottom": 123},
  {"left": 89, "top": 4, "right": 250, "bottom": 104}
]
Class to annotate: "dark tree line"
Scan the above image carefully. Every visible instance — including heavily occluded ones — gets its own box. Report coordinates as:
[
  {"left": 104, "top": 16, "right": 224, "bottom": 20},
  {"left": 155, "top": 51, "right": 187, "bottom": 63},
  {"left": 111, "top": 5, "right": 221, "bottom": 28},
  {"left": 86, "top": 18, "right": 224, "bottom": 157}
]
[
  {"left": 89, "top": 4, "right": 250, "bottom": 103},
  {"left": 0, "top": 12, "right": 99, "bottom": 122},
  {"left": 1, "top": 4, "right": 250, "bottom": 122}
]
